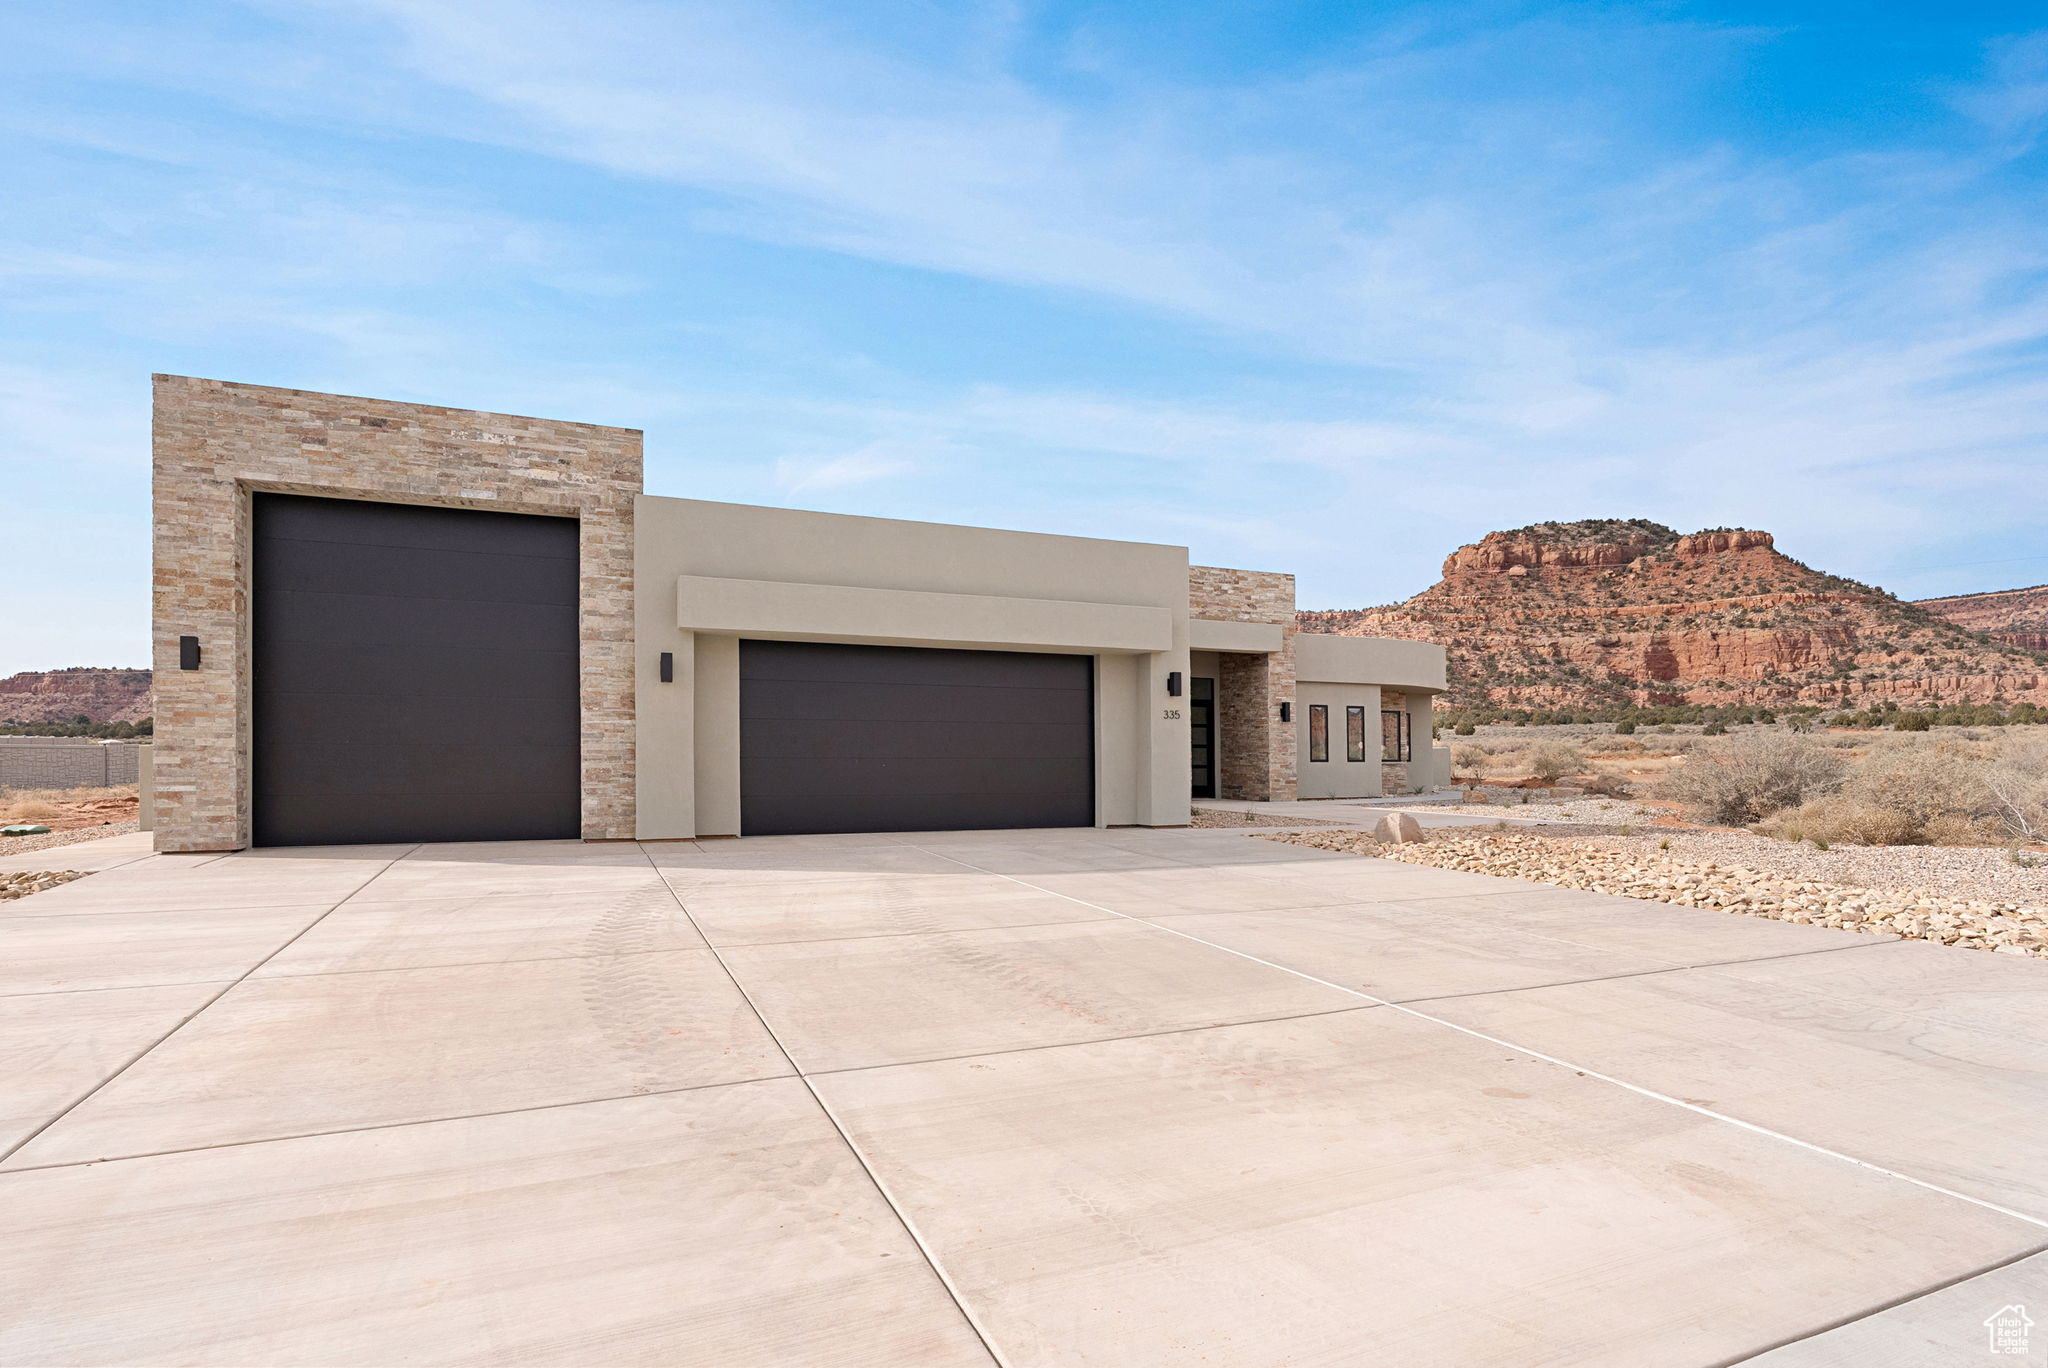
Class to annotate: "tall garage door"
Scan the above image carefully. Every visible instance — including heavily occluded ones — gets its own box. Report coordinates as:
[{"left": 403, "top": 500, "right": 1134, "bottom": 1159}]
[
  {"left": 739, "top": 641, "right": 1094, "bottom": 836},
  {"left": 251, "top": 493, "right": 581, "bottom": 846}
]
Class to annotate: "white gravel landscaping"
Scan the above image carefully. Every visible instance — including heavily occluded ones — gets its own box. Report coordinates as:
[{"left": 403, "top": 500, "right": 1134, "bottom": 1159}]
[
  {"left": 1264, "top": 827, "right": 2048, "bottom": 959},
  {"left": 0, "top": 870, "right": 88, "bottom": 903},
  {"left": 0, "top": 819, "right": 140, "bottom": 859},
  {"left": 1436, "top": 794, "right": 2048, "bottom": 904}
]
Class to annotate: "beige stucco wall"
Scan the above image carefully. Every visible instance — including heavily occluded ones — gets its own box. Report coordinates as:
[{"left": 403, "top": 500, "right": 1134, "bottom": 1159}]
[
  {"left": 634, "top": 496, "right": 1192, "bottom": 837},
  {"left": 1294, "top": 633, "right": 1447, "bottom": 692},
  {"left": 1295, "top": 634, "right": 1446, "bottom": 797},
  {"left": 1188, "top": 618, "right": 1284, "bottom": 653},
  {"left": 676, "top": 576, "right": 1171, "bottom": 653},
  {"left": 152, "top": 376, "right": 641, "bottom": 851},
  {"left": 1294, "top": 684, "right": 1383, "bottom": 799}
]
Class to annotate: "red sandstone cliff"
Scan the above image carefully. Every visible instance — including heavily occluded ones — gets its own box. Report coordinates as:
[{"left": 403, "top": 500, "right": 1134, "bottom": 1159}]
[
  {"left": 0, "top": 668, "right": 152, "bottom": 725},
  {"left": 1301, "top": 521, "right": 2048, "bottom": 710},
  {"left": 1916, "top": 584, "right": 2048, "bottom": 653}
]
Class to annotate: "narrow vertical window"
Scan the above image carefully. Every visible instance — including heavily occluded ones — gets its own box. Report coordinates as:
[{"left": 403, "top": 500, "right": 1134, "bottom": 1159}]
[
  {"left": 1346, "top": 705, "right": 1366, "bottom": 762},
  {"left": 1381, "top": 710, "right": 1411, "bottom": 762},
  {"left": 1308, "top": 704, "right": 1329, "bottom": 762}
]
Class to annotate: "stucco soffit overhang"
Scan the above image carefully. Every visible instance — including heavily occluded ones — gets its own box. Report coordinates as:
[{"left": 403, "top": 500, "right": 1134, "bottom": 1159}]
[
  {"left": 1294, "top": 633, "right": 1449, "bottom": 692},
  {"left": 1188, "top": 618, "right": 1285, "bottom": 653},
  {"left": 676, "top": 575, "right": 1173, "bottom": 653}
]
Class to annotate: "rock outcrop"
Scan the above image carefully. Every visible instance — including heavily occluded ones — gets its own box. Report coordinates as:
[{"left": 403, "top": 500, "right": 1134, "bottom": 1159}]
[
  {"left": 0, "top": 669, "right": 152, "bottom": 725},
  {"left": 1300, "top": 521, "right": 2048, "bottom": 710},
  {"left": 1916, "top": 584, "right": 2048, "bottom": 653}
]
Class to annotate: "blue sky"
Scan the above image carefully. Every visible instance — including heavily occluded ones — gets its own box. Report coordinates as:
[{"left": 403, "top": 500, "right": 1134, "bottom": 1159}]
[{"left": 5, "top": 1, "right": 2048, "bottom": 676}]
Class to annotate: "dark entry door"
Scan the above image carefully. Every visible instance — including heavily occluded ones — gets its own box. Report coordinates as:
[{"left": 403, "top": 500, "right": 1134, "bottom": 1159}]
[
  {"left": 739, "top": 641, "right": 1093, "bottom": 836},
  {"left": 251, "top": 493, "right": 580, "bottom": 846},
  {"left": 1190, "top": 676, "right": 1215, "bottom": 797}
]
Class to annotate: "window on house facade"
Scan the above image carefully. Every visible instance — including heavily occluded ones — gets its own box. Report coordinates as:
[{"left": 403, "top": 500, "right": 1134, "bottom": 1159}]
[
  {"left": 1381, "top": 709, "right": 1410, "bottom": 762},
  {"left": 1345, "top": 705, "right": 1366, "bottom": 762},
  {"left": 1308, "top": 704, "right": 1328, "bottom": 762}
]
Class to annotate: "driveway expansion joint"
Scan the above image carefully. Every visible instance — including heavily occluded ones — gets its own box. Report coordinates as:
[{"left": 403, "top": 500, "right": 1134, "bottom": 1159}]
[
  {"left": 1712, "top": 1236, "right": 2048, "bottom": 1366},
  {"left": 0, "top": 844, "right": 422, "bottom": 1168},
  {"left": 911, "top": 838, "right": 2048, "bottom": 1235},
  {"left": 0, "top": 1069, "right": 801, "bottom": 1176},
  {"left": 1386, "top": 939, "right": 1902, "bottom": 1008},
  {"left": 634, "top": 842, "right": 1013, "bottom": 1368}
]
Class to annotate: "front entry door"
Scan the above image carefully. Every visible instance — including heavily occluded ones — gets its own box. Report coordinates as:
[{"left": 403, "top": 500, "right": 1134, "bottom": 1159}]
[{"left": 1190, "top": 676, "right": 1215, "bottom": 797}]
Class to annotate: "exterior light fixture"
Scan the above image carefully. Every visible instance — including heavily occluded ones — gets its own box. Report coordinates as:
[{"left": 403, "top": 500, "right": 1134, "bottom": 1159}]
[
  {"left": 1278, "top": 702, "right": 1292, "bottom": 723},
  {"left": 1166, "top": 671, "right": 1182, "bottom": 697},
  {"left": 659, "top": 652, "right": 674, "bottom": 683},
  {"left": 179, "top": 636, "right": 201, "bottom": 670}
]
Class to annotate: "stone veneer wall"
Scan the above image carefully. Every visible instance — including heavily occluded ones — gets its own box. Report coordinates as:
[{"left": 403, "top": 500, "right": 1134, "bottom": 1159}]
[
  {"left": 1188, "top": 565, "right": 1296, "bottom": 801},
  {"left": 1380, "top": 688, "right": 1414, "bottom": 795},
  {"left": 152, "top": 375, "right": 642, "bottom": 851}
]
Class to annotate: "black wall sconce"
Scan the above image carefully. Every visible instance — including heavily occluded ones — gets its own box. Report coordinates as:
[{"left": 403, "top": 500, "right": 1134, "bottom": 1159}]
[
  {"left": 659, "top": 652, "right": 674, "bottom": 683},
  {"left": 179, "top": 636, "right": 201, "bottom": 671},
  {"left": 1278, "top": 702, "right": 1292, "bottom": 723},
  {"left": 1166, "top": 671, "right": 1182, "bottom": 697}
]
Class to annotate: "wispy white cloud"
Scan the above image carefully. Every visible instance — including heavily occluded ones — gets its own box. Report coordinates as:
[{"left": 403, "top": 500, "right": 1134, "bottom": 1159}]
[{"left": 773, "top": 440, "right": 923, "bottom": 493}]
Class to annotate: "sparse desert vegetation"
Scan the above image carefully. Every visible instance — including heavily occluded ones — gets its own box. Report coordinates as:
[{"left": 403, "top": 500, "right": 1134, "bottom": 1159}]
[
  {"left": 1443, "top": 724, "right": 2047, "bottom": 852},
  {"left": 0, "top": 784, "right": 140, "bottom": 854},
  {"left": 0, "top": 784, "right": 136, "bottom": 825},
  {"left": 1658, "top": 730, "right": 1847, "bottom": 826},
  {"left": 1422, "top": 724, "right": 2048, "bottom": 926}
]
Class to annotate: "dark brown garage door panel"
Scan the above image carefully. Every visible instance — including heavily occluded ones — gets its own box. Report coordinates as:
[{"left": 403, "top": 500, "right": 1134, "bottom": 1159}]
[
  {"left": 740, "top": 641, "right": 1093, "bottom": 835},
  {"left": 252, "top": 493, "right": 581, "bottom": 847}
]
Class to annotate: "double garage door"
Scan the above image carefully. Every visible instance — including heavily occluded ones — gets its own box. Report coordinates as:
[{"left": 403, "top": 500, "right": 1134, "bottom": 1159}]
[
  {"left": 251, "top": 494, "right": 1094, "bottom": 844},
  {"left": 739, "top": 640, "right": 1094, "bottom": 836}
]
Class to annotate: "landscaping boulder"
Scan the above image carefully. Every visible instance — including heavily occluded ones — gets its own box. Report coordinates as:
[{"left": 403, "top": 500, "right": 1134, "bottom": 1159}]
[{"left": 1373, "top": 812, "right": 1425, "bottom": 844}]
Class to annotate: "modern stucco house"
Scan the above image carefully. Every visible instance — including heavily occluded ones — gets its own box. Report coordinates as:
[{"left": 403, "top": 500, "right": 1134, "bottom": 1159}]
[{"left": 150, "top": 376, "right": 1448, "bottom": 851}]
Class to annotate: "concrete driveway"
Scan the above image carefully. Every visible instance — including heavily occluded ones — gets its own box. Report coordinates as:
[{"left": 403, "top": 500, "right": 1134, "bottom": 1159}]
[{"left": 2, "top": 826, "right": 2045, "bottom": 1366}]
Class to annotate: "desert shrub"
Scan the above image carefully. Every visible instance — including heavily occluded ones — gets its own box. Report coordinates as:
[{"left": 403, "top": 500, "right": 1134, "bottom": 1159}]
[
  {"left": 1614, "top": 719, "right": 1636, "bottom": 735},
  {"left": 1757, "top": 741, "right": 2001, "bottom": 845},
  {"left": 0, "top": 799, "right": 61, "bottom": 822},
  {"left": 1701, "top": 720, "right": 1728, "bottom": 735},
  {"left": 1759, "top": 797, "right": 2001, "bottom": 848},
  {"left": 1848, "top": 743, "right": 1991, "bottom": 834},
  {"left": 1454, "top": 721, "right": 1475, "bottom": 736},
  {"left": 1450, "top": 743, "right": 1487, "bottom": 779},
  {"left": 1893, "top": 712, "right": 1932, "bottom": 732},
  {"left": 1582, "top": 770, "right": 1634, "bottom": 798},
  {"left": 0, "top": 785, "right": 135, "bottom": 805},
  {"left": 1761, "top": 798, "right": 1920, "bottom": 847},
  {"left": 1986, "top": 735, "right": 2048, "bottom": 844},
  {"left": 1923, "top": 813, "right": 2003, "bottom": 846},
  {"left": 1658, "top": 731, "right": 1847, "bottom": 825},
  {"left": 1483, "top": 746, "right": 1525, "bottom": 773},
  {"left": 1525, "top": 740, "right": 1587, "bottom": 784}
]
